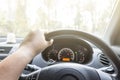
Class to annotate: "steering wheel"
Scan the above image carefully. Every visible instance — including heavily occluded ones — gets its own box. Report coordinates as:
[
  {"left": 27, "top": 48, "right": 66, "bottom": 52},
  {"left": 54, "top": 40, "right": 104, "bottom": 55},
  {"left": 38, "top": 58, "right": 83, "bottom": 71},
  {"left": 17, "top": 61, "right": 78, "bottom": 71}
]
[{"left": 20, "top": 30, "right": 120, "bottom": 80}]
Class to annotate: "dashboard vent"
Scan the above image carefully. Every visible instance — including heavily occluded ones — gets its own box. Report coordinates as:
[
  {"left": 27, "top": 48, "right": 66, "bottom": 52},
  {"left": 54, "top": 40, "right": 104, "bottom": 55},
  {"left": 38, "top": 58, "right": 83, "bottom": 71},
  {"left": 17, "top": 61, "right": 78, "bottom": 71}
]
[{"left": 99, "top": 54, "right": 110, "bottom": 66}]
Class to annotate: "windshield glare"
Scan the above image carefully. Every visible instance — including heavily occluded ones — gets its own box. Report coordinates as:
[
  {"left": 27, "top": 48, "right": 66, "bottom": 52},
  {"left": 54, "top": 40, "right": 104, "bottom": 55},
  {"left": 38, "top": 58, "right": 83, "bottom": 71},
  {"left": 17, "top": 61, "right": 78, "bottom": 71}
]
[{"left": 0, "top": 0, "right": 117, "bottom": 37}]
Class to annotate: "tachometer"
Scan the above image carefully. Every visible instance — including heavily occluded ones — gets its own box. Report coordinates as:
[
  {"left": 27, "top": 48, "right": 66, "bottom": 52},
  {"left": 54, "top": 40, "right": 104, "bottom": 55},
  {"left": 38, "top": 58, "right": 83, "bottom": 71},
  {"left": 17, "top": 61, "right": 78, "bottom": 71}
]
[
  {"left": 58, "top": 48, "right": 74, "bottom": 62},
  {"left": 48, "top": 49, "right": 58, "bottom": 61}
]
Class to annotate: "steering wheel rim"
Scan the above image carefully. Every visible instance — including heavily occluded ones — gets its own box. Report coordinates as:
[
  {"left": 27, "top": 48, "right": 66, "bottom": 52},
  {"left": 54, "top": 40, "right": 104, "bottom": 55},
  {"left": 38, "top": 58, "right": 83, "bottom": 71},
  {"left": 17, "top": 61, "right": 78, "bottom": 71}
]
[
  {"left": 45, "top": 29, "right": 120, "bottom": 78},
  {"left": 20, "top": 30, "right": 120, "bottom": 80}
]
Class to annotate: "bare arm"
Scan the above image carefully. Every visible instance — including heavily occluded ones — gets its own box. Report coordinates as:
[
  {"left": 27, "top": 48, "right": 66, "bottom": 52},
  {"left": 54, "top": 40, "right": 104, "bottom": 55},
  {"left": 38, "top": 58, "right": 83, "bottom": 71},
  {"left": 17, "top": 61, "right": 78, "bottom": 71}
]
[{"left": 0, "top": 30, "right": 53, "bottom": 80}]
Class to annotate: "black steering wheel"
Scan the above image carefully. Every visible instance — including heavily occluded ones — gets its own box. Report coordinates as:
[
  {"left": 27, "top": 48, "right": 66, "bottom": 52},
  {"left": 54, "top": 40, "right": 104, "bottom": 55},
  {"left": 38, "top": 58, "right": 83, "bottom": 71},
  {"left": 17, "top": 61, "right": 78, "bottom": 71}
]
[{"left": 20, "top": 30, "right": 120, "bottom": 80}]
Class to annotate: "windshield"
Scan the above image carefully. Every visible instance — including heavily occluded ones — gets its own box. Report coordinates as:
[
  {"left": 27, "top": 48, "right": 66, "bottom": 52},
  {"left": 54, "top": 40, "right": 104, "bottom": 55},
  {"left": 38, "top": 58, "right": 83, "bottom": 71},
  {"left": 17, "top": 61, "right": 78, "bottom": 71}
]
[{"left": 0, "top": 0, "right": 117, "bottom": 37}]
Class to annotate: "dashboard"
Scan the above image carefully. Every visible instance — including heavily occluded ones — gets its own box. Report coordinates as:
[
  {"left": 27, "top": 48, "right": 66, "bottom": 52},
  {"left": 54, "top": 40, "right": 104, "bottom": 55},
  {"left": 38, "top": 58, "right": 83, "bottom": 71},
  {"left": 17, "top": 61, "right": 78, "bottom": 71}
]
[
  {"left": 0, "top": 36, "right": 111, "bottom": 69},
  {"left": 0, "top": 33, "right": 116, "bottom": 77},
  {"left": 42, "top": 37, "right": 93, "bottom": 64}
]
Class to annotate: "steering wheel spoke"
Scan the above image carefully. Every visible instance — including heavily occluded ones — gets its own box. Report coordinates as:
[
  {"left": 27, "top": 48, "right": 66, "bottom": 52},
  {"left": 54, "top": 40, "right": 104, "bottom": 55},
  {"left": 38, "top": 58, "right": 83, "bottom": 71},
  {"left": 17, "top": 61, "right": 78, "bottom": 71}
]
[{"left": 19, "top": 64, "right": 41, "bottom": 80}]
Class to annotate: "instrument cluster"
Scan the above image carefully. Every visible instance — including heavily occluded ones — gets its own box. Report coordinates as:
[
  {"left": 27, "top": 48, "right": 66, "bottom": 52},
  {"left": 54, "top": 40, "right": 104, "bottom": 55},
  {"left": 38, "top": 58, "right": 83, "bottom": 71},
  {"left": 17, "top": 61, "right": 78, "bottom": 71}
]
[{"left": 42, "top": 38, "right": 93, "bottom": 64}]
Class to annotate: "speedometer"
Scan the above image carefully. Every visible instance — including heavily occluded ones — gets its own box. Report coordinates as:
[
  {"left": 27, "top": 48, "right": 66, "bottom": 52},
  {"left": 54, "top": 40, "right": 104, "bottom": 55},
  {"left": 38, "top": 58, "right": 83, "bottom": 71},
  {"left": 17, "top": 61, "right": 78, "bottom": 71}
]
[{"left": 58, "top": 48, "right": 74, "bottom": 62}]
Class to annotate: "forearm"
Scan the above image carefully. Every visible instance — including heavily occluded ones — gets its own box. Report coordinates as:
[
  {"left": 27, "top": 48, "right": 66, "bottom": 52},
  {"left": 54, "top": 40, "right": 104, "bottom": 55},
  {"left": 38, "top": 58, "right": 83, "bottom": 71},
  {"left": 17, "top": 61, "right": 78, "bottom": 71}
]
[
  {"left": 0, "top": 46, "right": 36, "bottom": 80},
  {"left": 0, "top": 30, "right": 53, "bottom": 80}
]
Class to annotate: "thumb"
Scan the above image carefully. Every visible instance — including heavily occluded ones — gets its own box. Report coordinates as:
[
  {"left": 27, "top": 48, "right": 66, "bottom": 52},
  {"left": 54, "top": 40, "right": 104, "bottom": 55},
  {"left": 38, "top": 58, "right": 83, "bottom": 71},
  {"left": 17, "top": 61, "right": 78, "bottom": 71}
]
[{"left": 47, "top": 39, "right": 54, "bottom": 46}]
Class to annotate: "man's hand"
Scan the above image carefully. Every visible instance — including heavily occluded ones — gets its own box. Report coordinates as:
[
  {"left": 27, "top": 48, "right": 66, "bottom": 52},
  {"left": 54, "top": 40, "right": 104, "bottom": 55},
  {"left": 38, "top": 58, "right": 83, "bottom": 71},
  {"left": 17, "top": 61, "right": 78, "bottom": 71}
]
[{"left": 20, "top": 30, "right": 53, "bottom": 56}]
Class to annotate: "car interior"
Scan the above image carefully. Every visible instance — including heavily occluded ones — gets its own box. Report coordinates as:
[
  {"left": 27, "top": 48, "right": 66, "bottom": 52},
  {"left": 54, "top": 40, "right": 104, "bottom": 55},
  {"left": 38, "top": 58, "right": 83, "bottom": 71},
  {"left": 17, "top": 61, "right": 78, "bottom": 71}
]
[{"left": 0, "top": 0, "right": 120, "bottom": 80}]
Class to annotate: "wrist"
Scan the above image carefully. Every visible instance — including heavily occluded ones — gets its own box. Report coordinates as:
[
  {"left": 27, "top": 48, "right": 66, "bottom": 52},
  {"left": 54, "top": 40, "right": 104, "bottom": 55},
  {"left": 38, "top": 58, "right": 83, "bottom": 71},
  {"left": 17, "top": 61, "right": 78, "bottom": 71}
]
[{"left": 18, "top": 46, "right": 37, "bottom": 59}]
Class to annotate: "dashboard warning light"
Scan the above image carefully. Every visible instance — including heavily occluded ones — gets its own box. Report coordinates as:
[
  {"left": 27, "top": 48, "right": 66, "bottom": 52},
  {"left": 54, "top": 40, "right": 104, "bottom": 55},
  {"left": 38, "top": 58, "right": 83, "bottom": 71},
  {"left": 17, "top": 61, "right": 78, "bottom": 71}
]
[{"left": 62, "top": 58, "right": 70, "bottom": 61}]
